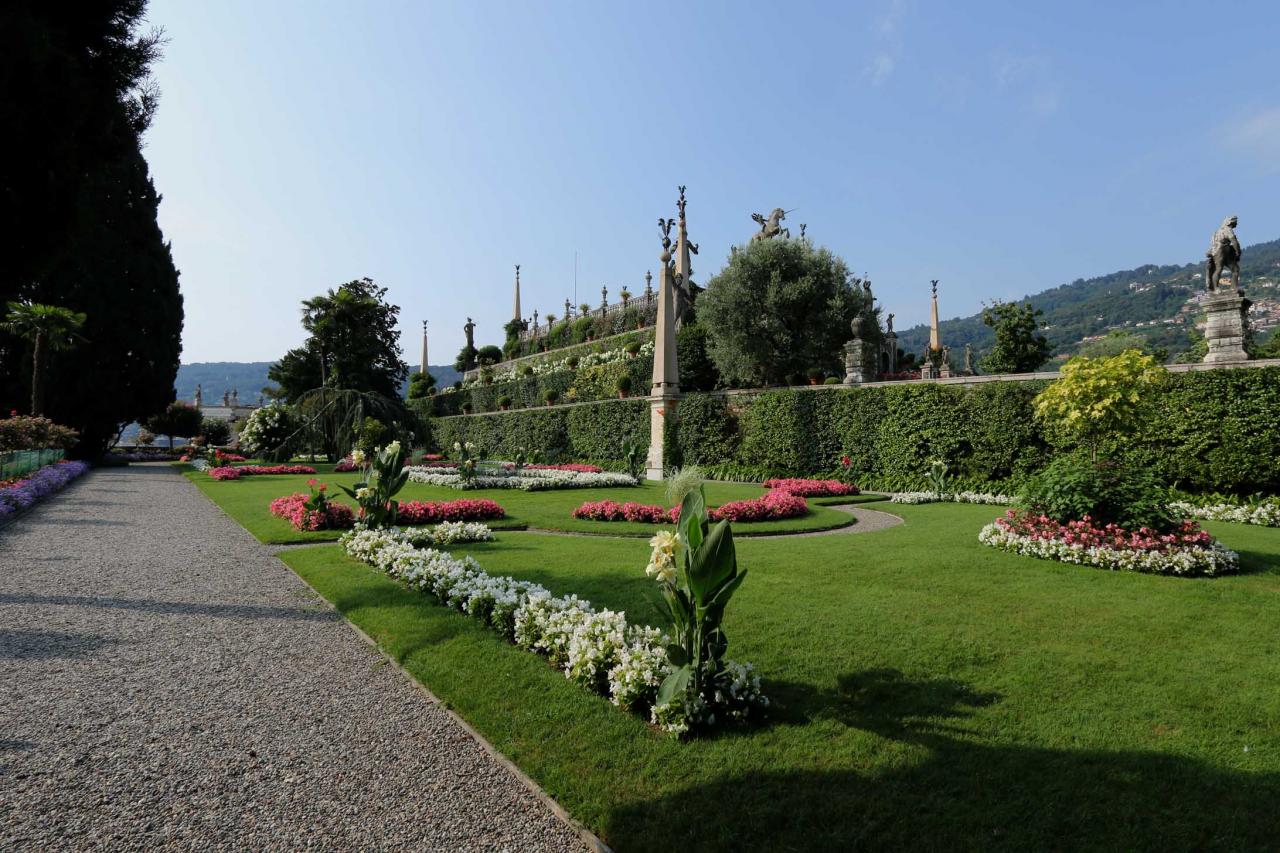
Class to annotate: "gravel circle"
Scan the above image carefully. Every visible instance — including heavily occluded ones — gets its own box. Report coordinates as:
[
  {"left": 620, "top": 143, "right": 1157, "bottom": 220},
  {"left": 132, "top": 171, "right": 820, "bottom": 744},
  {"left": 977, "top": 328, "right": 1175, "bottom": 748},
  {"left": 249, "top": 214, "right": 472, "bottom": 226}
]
[{"left": 0, "top": 465, "right": 586, "bottom": 852}]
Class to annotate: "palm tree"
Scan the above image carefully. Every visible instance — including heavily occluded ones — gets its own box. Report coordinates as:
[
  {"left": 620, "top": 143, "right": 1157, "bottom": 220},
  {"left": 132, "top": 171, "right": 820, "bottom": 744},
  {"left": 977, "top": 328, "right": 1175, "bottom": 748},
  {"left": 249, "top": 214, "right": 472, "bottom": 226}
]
[{"left": 2, "top": 301, "right": 86, "bottom": 415}]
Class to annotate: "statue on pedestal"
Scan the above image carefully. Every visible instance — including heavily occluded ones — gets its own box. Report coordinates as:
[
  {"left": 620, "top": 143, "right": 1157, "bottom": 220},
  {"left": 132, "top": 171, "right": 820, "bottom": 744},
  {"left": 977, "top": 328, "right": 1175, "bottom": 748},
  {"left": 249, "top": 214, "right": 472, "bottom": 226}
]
[
  {"left": 463, "top": 317, "right": 476, "bottom": 350},
  {"left": 750, "top": 208, "right": 791, "bottom": 241},
  {"left": 1206, "top": 215, "right": 1242, "bottom": 293},
  {"left": 222, "top": 389, "right": 231, "bottom": 407},
  {"left": 193, "top": 384, "right": 202, "bottom": 408},
  {"left": 964, "top": 343, "right": 975, "bottom": 375}
]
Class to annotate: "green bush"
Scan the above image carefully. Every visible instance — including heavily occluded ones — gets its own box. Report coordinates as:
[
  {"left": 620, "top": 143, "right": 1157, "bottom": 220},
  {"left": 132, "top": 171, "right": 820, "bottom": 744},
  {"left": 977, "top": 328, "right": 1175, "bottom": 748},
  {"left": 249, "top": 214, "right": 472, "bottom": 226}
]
[
  {"left": 431, "top": 399, "right": 646, "bottom": 466},
  {"left": 1019, "top": 455, "right": 1173, "bottom": 531}
]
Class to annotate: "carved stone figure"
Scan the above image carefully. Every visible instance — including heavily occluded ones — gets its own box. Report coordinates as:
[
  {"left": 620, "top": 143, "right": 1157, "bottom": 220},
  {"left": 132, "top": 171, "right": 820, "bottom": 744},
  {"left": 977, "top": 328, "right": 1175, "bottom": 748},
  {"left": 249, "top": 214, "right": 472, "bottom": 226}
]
[
  {"left": 193, "top": 384, "right": 202, "bottom": 407},
  {"left": 886, "top": 313, "right": 895, "bottom": 335},
  {"left": 750, "top": 208, "right": 791, "bottom": 241},
  {"left": 464, "top": 317, "right": 476, "bottom": 349},
  {"left": 1206, "top": 215, "right": 1242, "bottom": 293},
  {"left": 964, "top": 343, "right": 974, "bottom": 374},
  {"left": 565, "top": 298, "right": 572, "bottom": 318},
  {"left": 799, "top": 223, "right": 807, "bottom": 238},
  {"left": 231, "top": 388, "right": 239, "bottom": 406},
  {"left": 222, "top": 389, "right": 231, "bottom": 407}
]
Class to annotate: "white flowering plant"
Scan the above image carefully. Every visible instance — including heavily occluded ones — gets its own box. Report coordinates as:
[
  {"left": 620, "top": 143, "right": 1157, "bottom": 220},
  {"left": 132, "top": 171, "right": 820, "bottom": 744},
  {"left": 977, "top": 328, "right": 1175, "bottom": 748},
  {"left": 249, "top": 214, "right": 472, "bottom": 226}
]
[
  {"left": 451, "top": 440, "right": 479, "bottom": 485},
  {"left": 237, "top": 403, "right": 298, "bottom": 462},
  {"left": 338, "top": 440, "right": 408, "bottom": 528},
  {"left": 647, "top": 479, "right": 766, "bottom": 735}
]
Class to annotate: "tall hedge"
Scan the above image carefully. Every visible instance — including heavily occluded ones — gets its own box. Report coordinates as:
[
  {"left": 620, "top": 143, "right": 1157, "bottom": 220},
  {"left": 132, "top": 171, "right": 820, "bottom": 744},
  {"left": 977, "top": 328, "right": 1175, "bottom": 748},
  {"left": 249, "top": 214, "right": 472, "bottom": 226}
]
[
  {"left": 428, "top": 367, "right": 1280, "bottom": 495},
  {"left": 431, "top": 398, "right": 647, "bottom": 467}
]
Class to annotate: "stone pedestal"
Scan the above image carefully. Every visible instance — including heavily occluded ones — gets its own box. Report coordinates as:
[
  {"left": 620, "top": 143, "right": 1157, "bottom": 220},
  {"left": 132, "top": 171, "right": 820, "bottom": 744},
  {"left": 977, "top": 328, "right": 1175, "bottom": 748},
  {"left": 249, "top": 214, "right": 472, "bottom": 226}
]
[
  {"left": 645, "top": 394, "right": 678, "bottom": 480},
  {"left": 920, "top": 363, "right": 938, "bottom": 380},
  {"left": 843, "top": 339, "right": 873, "bottom": 385},
  {"left": 1202, "top": 293, "right": 1251, "bottom": 364}
]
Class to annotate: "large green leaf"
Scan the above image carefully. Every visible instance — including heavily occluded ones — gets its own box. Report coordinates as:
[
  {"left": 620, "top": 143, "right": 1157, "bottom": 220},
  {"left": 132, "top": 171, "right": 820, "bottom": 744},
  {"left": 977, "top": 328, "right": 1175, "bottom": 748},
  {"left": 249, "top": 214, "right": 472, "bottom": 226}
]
[
  {"left": 687, "top": 519, "right": 737, "bottom": 604},
  {"left": 665, "top": 644, "right": 688, "bottom": 666},
  {"left": 678, "top": 487, "right": 706, "bottom": 553},
  {"left": 657, "top": 666, "right": 693, "bottom": 706}
]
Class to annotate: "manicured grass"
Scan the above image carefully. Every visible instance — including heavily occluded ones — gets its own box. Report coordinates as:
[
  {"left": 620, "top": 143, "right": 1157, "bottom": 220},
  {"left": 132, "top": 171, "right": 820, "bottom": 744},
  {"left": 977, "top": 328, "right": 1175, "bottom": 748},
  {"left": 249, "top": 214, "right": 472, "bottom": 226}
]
[
  {"left": 274, "top": 499, "right": 1280, "bottom": 851},
  {"left": 181, "top": 464, "right": 855, "bottom": 544}
]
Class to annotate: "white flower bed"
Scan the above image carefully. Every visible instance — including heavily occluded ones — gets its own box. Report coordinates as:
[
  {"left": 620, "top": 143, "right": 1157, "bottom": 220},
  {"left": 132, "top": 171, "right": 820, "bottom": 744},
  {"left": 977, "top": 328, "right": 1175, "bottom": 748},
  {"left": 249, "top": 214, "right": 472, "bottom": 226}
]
[
  {"left": 890, "top": 491, "right": 1016, "bottom": 505},
  {"left": 1169, "top": 499, "right": 1280, "bottom": 528},
  {"left": 977, "top": 523, "right": 1240, "bottom": 577},
  {"left": 463, "top": 339, "right": 656, "bottom": 387},
  {"left": 406, "top": 465, "right": 637, "bottom": 491},
  {"left": 337, "top": 525, "right": 764, "bottom": 735}
]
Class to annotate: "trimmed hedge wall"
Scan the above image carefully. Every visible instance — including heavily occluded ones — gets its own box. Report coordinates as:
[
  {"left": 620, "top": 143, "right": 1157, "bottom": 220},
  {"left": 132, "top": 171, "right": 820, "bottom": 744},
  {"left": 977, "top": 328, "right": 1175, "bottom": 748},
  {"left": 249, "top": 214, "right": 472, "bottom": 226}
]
[
  {"left": 431, "top": 398, "right": 648, "bottom": 467},
  {"left": 429, "top": 352, "right": 653, "bottom": 417},
  {"left": 426, "top": 367, "right": 1280, "bottom": 495}
]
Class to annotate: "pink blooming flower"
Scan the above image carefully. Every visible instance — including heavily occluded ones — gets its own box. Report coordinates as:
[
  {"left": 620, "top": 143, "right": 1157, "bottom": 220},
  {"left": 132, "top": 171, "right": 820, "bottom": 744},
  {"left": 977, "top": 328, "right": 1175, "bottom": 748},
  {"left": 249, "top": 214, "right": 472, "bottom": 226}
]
[{"left": 762, "top": 478, "right": 859, "bottom": 497}]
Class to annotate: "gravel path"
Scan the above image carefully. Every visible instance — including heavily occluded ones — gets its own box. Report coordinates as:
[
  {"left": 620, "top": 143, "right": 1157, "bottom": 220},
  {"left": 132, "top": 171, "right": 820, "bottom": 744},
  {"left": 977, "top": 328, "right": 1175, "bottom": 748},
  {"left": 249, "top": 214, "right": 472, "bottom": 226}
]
[{"left": 0, "top": 465, "right": 587, "bottom": 851}]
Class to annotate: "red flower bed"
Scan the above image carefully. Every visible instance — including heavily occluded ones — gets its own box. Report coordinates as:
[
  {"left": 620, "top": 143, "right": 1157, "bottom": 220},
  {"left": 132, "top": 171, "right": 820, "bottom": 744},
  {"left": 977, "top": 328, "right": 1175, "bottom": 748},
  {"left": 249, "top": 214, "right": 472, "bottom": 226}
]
[
  {"left": 213, "top": 450, "right": 247, "bottom": 463},
  {"left": 763, "top": 478, "right": 859, "bottom": 497},
  {"left": 422, "top": 453, "right": 445, "bottom": 462},
  {"left": 269, "top": 493, "right": 356, "bottom": 531},
  {"left": 334, "top": 458, "right": 358, "bottom": 472},
  {"left": 572, "top": 491, "right": 810, "bottom": 524},
  {"left": 397, "top": 498, "right": 506, "bottom": 524},
  {"left": 995, "top": 509, "right": 1211, "bottom": 553},
  {"left": 211, "top": 464, "right": 318, "bottom": 481}
]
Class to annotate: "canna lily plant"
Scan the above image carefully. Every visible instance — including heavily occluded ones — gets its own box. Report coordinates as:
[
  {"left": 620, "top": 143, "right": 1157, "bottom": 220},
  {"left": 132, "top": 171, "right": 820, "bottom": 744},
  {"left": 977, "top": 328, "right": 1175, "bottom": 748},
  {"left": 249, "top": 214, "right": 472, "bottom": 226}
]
[
  {"left": 339, "top": 440, "right": 409, "bottom": 528},
  {"left": 648, "top": 481, "right": 748, "bottom": 729}
]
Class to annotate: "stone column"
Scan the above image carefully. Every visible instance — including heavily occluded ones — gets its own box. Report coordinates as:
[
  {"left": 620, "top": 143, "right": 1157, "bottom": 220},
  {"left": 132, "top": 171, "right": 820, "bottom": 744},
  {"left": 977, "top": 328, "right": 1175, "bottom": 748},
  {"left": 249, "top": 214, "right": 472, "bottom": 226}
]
[
  {"left": 512, "top": 265, "right": 521, "bottom": 322},
  {"left": 1202, "top": 293, "right": 1252, "bottom": 363},
  {"left": 646, "top": 258, "right": 680, "bottom": 480},
  {"left": 843, "top": 338, "right": 872, "bottom": 385},
  {"left": 884, "top": 331, "right": 898, "bottom": 374},
  {"left": 420, "top": 320, "right": 429, "bottom": 376}
]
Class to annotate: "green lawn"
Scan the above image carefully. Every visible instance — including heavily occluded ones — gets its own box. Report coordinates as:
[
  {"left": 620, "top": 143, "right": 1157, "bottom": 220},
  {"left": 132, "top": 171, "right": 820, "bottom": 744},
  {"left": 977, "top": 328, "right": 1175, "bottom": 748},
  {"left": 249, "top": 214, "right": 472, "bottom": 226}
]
[
  {"left": 180, "top": 464, "right": 858, "bottom": 544},
  {"left": 266, "top": 495, "right": 1280, "bottom": 851}
]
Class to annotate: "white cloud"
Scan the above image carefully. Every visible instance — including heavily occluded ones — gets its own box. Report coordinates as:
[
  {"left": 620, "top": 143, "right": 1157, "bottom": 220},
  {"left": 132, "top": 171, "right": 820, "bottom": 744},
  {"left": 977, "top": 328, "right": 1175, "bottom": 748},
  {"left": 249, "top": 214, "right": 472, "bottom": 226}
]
[
  {"left": 864, "top": 0, "right": 906, "bottom": 86},
  {"left": 1223, "top": 107, "right": 1280, "bottom": 173}
]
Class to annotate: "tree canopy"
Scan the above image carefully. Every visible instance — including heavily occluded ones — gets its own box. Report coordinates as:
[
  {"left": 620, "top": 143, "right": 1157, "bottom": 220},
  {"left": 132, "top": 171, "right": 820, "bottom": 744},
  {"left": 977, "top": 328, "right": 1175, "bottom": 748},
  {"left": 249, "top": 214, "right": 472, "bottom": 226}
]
[
  {"left": 268, "top": 278, "right": 407, "bottom": 402},
  {"left": 2, "top": 301, "right": 86, "bottom": 416},
  {"left": 1, "top": 1, "right": 183, "bottom": 456},
  {"left": 980, "top": 301, "right": 1053, "bottom": 374},
  {"left": 697, "top": 239, "right": 871, "bottom": 387}
]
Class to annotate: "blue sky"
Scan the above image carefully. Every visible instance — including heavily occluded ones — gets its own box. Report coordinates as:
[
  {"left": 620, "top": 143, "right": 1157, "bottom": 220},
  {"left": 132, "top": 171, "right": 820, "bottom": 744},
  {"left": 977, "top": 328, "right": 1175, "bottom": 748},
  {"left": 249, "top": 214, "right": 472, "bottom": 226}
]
[{"left": 145, "top": 0, "right": 1280, "bottom": 365}]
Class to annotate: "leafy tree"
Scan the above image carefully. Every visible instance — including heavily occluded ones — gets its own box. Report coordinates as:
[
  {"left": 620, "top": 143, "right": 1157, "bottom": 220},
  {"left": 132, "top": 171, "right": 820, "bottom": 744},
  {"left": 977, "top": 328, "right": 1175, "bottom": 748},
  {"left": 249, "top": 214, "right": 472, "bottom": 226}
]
[
  {"left": 1, "top": 302, "right": 86, "bottom": 415},
  {"left": 145, "top": 401, "right": 203, "bottom": 450},
  {"left": 1033, "top": 350, "right": 1166, "bottom": 461},
  {"left": 407, "top": 371, "right": 435, "bottom": 399},
  {"left": 454, "top": 345, "right": 478, "bottom": 372},
  {"left": 268, "top": 278, "right": 407, "bottom": 402},
  {"left": 676, "top": 322, "right": 718, "bottom": 391},
  {"left": 1, "top": 2, "right": 183, "bottom": 457},
  {"left": 980, "top": 301, "right": 1052, "bottom": 374},
  {"left": 698, "top": 239, "right": 870, "bottom": 387},
  {"left": 199, "top": 417, "right": 231, "bottom": 446},
  {"left": 1253, "top": 330, "right": 1280, "bottom": 360},
  {"left": 476, "top": 344, "right": 503, "bottom": 366},
  {"left": 1172, "top": 328, "right": 1209, "bottom": 364},
  {"left": 1078, "top": 330, "right": 1167, "bottom": 362}
]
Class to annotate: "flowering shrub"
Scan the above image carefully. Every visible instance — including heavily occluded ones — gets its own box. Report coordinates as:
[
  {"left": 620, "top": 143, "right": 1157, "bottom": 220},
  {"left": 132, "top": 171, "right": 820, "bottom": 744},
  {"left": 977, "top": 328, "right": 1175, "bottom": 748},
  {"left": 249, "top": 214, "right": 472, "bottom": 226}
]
[
  {"left": 0, "top": 414, "right": 79, "bottom": 452},
  {"left": 1169, "top": 498, "right": 1280, "bottom": 528},
  {"left": 890, "top": 491, "right": 1016, "bottom": 505},
  {"left": 460, "top": 338, "right": 656, "bottom": 387},
  {"left": 0, "top": 460, "right": 90, "bottom": 518},
  {"left": 208, "top": 466, "right": 242, "bottom": 480},
  {"left": 268, "top": 482, "right": 356, "bottom": 531},
  {"left": 407, "top": 465, "right": 637, "bottom": 491},
  {"left": 762, "top": 478, "right": 859, "bottom": 497},
  {"left": 338, "top": 520, "right": 761, "bottom": 737},
  {"left": 209, "top": 464, "right": 317, "bottom": 480},
  {"left": 397, "top": 498, "right": 506, "bottom": 524},
  {"left": 237, "top": 404, "right": 299, "bottom": 462},
  {"left": 978, "top": 509, "right": 1238, "bottom": 577}
]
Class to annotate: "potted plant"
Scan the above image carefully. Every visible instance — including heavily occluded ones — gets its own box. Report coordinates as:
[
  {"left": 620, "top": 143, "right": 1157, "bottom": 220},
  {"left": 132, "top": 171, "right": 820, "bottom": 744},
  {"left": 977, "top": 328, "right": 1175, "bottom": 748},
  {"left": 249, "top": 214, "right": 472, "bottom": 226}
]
[
  {"left": 616, "top": 375, "right": 633, "bottom": 398},
  {"left": 462, "top": 402, "right": 473, "bottom": 414},
  {"left": 625, "top": 340, "right": 641, "bottom": 358},
  {"left": 497, "top": 394, "right": 512, "bottom": 411},
  {"left": 806, "top": 367, "right": 824, "bottom": 385},
  {"left": 544, "top": 388, "right": 560, "bottom": 407},
  {"left": 481, "top": 366, "right": 494, "bottom": 385},
  {"left": 567, "top": 355, "right": 580, "bottom": 370},
  {"left": 519, "top": 364, "right": 533, "bottom": 377}
]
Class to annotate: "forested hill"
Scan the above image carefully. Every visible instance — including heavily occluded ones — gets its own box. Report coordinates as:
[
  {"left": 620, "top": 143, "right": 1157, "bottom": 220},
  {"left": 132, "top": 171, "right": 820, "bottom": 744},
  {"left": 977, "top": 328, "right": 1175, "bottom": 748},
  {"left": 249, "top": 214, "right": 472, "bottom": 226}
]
[
  {"left": 174, "top": 362, "right": 462, "bottom": 403},
  {"left": 896, "top": 237, "right": 1280, "bottom": 360}
]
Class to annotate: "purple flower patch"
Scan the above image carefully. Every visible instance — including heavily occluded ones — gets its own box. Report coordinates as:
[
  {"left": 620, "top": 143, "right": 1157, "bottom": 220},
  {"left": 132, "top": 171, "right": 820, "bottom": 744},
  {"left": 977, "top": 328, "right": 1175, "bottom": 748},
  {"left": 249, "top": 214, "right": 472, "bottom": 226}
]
[{"left": 0, "top": 461, "right": 91, "bottom": 517}]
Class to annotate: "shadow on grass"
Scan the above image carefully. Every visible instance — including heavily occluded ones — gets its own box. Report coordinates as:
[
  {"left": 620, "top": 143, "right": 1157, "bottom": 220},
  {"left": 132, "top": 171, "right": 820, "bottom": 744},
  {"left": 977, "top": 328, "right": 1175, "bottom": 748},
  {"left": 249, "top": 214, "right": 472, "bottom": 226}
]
[
  {"left": 1232, "top": 547, "right": 1280, "bottom": 575},
  {"left": 606, "top": 669, "right": 1280, "bottom": 851}
]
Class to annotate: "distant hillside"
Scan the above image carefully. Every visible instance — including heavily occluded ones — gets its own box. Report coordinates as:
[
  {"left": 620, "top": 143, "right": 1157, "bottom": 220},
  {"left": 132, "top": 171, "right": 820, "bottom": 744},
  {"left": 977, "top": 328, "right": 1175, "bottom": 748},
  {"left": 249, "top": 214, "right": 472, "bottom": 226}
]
[
  {"left": 174, "top": 361, "right": 462, "bottom": 403},
  {"left": 896, "top": 237, "right": 1280, "bottom": 362}
]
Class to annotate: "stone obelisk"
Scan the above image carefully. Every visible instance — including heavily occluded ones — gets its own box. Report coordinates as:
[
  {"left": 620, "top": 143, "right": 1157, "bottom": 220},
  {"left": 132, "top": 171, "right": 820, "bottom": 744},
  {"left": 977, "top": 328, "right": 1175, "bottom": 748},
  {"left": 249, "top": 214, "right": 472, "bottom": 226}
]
[
  {"left": 646, "top": 216, "right": 681, "bottom": 481},
  {"left": 420, "top": 320, "right": 429, "bottom": 376},
  {"left": 921, "top": 280, "right": 942, "bottom": 380},
  {"left": 512, "top": 264, "right": 522, "bottom": 322}
]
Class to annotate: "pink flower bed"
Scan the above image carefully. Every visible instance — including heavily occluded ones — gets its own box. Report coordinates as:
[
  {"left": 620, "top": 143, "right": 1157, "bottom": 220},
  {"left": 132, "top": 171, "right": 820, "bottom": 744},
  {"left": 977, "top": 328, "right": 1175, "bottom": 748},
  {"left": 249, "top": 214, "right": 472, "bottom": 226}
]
[
  {"left": 211, "top": 464, "right": 318, "bottom": 480},
  {"left": 334, "top": 458, "right": 358, "bottom": 472},
  {"left": 763, "top": 478, "right": 859, "bottom": 497},
  {"left": 525, "top": 463, "right": 603, "bottom": 474},
  {"left": 712, "top": 490, "right": 809, "bottom": 522},
  {"left": 572, "top": 490, "right": 810, "bottom": 524},
  {"left": 994, "top": 510, "right": 1212, "bottom": 553},
  {"left": 269, "top": 493, "right": 356, "bottom": 531},
  {"left": 573, "top": 500, "right": 679, "bottom": 523},
  {"left": 398, "top": 498, "right": 506, "bottom": 524}
]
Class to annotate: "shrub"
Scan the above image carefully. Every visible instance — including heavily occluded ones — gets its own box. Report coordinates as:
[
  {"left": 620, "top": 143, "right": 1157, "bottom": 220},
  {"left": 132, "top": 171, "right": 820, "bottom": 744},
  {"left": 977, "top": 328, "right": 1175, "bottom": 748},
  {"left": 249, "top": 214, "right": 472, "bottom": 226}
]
[
  {"left": 544, "top": 389, "right": 560, "bottom": 405},
  {"left": 199, "top": 418, "right": 231, "bottom": 446},
  {"left": 1033, "top": 350, "right": 1165, "bottom": 460},
  {"left": 616, "top": 375, "right": 633, "bottom": 396},
  {"left": 238, "top": 404, "right": 300, "bottom": 463},
  {"left": 1019, "top": 455, "right": 1173, "bottom": 531},
  {"left": 497, "top": 395, "right": 513, "bottom": 409},
  {"left": 0, "top": 414, "right": 79, "bottom": 452}
]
